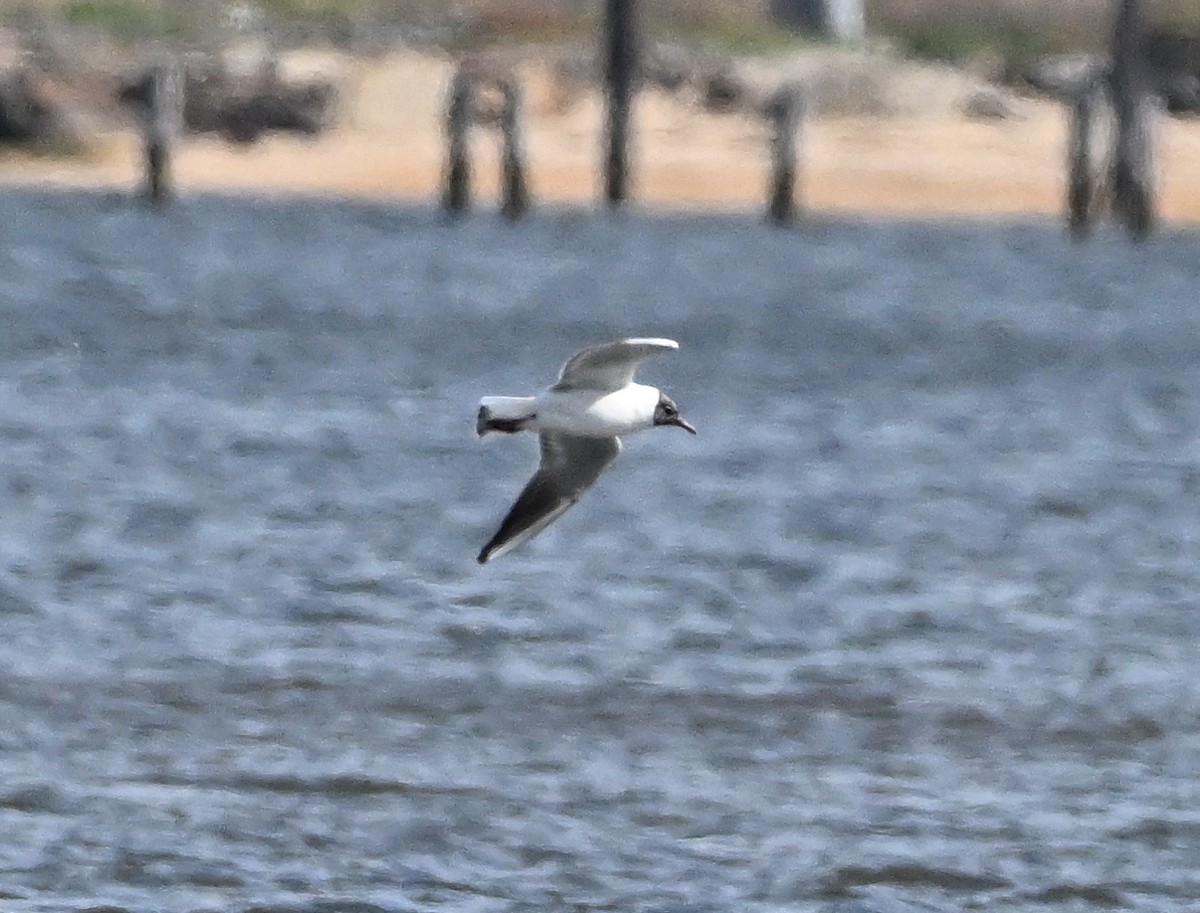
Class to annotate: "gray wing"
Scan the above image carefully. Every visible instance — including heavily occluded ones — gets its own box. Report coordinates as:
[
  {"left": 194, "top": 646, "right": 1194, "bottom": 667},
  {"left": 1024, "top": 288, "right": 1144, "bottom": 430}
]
[
  {"left": 477, "top": 433, "right": 621, "bottom": 563},
  {"left": 553, "top": 338, "right": 679, "bottom": 392}
]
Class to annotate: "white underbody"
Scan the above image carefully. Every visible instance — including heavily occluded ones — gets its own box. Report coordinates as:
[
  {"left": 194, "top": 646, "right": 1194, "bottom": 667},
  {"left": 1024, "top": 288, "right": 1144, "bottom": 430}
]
[{"left": 480, "top": 383, "right": 659, "bottom": 438}]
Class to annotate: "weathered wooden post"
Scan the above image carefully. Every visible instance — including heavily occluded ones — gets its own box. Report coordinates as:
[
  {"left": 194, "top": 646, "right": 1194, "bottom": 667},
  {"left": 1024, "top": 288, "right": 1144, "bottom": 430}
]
[
  {"left": 443, "top": 67, "right": 473, "bottom": 216},
  {"left": 1109, "top": 0, "right": 1155, "bottom": 239},
  {"left": 498, "top": 76, "right": 529, "bottom": 220},
  {"left": 142, "top": 54, "right": 184, "bottom": 206},
  {"left": 764, "top": 85, "right": 804, "bottom": 225},
  {"left": 1067, "top": 79, "right": 1109, "bottom": 238},
  {"left": 603, "top": 0, "right": 636, "bottom": 207}
]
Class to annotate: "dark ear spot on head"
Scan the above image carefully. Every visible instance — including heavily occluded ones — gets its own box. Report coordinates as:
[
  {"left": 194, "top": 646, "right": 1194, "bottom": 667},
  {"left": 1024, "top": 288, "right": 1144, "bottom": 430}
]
[
  {"left": 653, "top": 393, "right": 695, "bottom": 433},
  {"left": 653, "top": 395, "right": 680, "bottom": 425}
]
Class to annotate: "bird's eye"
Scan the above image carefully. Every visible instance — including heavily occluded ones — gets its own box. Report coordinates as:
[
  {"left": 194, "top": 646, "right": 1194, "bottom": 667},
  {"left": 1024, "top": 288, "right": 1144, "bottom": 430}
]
[{"left": 663, "top": 403, "right": 676, "bottom": 415}]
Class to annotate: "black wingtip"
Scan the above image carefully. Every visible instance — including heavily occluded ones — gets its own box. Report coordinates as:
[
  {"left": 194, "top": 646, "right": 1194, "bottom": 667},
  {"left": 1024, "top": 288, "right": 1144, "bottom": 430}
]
[{"left": 476, "top": 525, "right": 502, "bottom": 563}]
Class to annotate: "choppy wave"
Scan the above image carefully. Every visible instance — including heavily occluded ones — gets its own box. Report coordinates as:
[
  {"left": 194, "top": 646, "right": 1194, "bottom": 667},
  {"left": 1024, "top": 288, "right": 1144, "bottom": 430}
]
[{"left": 2, "top": 190, "right": 1200, "bottom": 911}]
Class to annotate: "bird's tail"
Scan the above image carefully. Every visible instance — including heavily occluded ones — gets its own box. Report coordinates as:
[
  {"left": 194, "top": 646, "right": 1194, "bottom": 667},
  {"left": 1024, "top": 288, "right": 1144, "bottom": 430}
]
[{"left": 476, "top": 396, "right": 538, "bottom": 437}]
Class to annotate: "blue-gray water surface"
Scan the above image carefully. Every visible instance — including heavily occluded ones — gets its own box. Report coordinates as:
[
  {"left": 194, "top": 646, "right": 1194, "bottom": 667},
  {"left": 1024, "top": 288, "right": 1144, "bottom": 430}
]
[{"left": 1, "top": 190, "right": 1199, "bottom": 913}]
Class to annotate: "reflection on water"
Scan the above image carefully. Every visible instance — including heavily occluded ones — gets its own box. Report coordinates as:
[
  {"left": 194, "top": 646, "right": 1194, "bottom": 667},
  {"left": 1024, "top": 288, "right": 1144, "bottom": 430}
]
[{"left": 2, "top": 191, "right": 1200, "bottom": 911}]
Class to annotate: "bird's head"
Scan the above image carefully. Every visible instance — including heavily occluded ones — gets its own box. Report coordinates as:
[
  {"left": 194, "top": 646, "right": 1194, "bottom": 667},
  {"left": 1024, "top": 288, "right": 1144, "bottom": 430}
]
[{"left": 653, "top": 392, "right": 696, "bottom": 434}]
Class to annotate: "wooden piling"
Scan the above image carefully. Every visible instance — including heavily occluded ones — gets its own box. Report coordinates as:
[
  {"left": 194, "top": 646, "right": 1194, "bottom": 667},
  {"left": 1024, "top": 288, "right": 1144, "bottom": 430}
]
[
  {"left": 442, "top": 67, "right": 473, "bottom": 216},
  {"left": 764, "top": 85, "right": 803, "bottom": 225},
  {"left": 1067, "top": 80, "right": 1108, "bottom": 239},
  {"left": 498, "top": 77, "right": 529, "bottom": 220},
  {"left": 143, "top": 55, "right": 183, "bottom": 206},
  {"left": 1109, "top": 0, "right": 1156, "bottom": 239},
  {"left": 603, "top": 0, "right": 636, "bottom": 207}
]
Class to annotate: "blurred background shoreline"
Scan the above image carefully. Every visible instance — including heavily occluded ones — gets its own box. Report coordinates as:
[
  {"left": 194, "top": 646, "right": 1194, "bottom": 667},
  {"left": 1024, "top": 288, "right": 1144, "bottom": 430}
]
[{"left": 2, "top": 0, "right": 1200, "bottom": 219}]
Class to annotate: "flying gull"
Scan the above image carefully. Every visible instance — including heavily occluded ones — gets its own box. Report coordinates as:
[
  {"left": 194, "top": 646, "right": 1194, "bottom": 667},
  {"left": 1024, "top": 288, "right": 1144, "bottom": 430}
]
[{"left": 475, "top": 337, "right": 696, "bottom": 563}]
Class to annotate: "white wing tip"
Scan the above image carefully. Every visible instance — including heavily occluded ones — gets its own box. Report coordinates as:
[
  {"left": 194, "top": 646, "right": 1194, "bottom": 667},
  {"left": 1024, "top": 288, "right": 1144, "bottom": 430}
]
[{"left": 623, "top": 337, "right": 678, "bottom": 349}]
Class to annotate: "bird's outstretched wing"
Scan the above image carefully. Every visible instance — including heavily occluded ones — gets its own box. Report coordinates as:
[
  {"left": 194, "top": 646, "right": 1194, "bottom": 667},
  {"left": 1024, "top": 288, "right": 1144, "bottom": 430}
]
[
  {"left": 553, "top": 338, "right": 679, "bottom": 393},
  {"left": 477, "top": 433, "right": 621, "bottom": 563}
]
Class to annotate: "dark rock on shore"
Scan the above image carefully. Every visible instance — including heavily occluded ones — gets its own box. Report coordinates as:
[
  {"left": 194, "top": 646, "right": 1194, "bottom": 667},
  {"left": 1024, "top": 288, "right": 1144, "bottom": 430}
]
[
  {"left": 0, "top": 65, "right": 87, "bottom": 150},
  {"left": 119, "top": 57, "right": 337, "bottom": 144}
]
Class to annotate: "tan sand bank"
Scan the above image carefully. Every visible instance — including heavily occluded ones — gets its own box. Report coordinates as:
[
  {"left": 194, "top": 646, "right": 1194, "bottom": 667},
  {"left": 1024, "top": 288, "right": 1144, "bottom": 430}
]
[{"left": 4, "top": 50, "right": 1200, "bottom": 224}]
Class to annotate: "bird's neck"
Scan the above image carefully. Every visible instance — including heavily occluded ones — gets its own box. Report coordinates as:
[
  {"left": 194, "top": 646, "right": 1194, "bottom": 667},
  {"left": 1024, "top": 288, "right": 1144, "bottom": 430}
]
[
  {"left": 537, "top": 384, "right": 660, "bottom": 436},
  {"left": 624, "top": 384, "right": 661, "bottom": 425}
]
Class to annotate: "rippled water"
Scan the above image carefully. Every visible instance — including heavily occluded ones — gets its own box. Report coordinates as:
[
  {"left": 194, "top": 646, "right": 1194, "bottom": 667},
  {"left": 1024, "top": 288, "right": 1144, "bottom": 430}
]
[{"left": 2, "top": 190, "right": 1200, "bottom": 912}]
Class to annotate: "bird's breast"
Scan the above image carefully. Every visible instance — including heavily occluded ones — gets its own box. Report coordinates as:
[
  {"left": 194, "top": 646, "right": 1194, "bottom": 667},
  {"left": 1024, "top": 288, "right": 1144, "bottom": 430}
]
[{"left": 534, "top": 384, "right": 658, "bottom": 437}]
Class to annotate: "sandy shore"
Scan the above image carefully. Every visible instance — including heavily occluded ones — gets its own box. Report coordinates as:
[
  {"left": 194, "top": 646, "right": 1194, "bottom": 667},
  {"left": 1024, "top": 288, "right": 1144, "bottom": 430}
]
[{"left": 5, "top": 50, "right": 1200, "bottom": 224}]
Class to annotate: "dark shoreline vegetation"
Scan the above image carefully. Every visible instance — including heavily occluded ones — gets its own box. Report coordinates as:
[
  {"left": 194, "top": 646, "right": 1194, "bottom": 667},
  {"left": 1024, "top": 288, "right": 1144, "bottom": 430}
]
[{"left": 6, "top": 0, "right": 1196, "bottom": 64}]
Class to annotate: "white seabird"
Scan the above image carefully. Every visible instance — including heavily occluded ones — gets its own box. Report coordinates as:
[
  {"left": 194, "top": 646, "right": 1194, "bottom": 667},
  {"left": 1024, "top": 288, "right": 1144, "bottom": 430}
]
[{"left": 475, "top": 337, "right": 696, "bottom": 563}]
